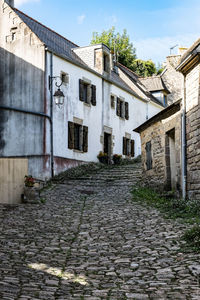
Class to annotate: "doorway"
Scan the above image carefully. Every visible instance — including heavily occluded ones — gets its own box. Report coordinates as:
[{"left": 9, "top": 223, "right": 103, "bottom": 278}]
[
  {"left": 166, "top": 129, "right": 176, "bottom": 190},
  {"left": 104, "top": 132, "right": 112, "bottom": 158}
]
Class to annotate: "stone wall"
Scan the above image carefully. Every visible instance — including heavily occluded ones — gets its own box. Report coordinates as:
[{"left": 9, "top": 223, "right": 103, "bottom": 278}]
[
  {"left": 140, "top": 111, "right": 181, "bottom": 192},
  {"left": 186, "top": 64, "right": 200, "bottom": 200},
  {"left": 162, "top": 55, "right": 183, "bottom": 104}
]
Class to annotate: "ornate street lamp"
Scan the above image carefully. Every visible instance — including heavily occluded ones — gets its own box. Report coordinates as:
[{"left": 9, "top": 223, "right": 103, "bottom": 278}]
[
  {"left": 54, "top": 87, "right": 65, "bottom": 107},
  {"left": 49, "top": 76, "right": 65, "bottom": 107}
]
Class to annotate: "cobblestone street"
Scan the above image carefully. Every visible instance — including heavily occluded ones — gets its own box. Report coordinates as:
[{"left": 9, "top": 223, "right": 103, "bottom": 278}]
[{"left": 0, "top": 164, "right": 200, "bottom": 299}]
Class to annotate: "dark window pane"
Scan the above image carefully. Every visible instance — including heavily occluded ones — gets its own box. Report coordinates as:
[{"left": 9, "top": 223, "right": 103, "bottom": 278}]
[
  {"left": 146, "top": 141, "right": 152, "bottom": 170},
  {"left": 83, "top": 84, "right": 88, "bottom": 103},
  {"left": 74, "top": 124, "right": 81, "bottom": 150}
]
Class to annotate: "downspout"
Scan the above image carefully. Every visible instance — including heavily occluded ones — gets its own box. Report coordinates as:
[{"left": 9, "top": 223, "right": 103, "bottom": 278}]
[
  {"left": 101, "top": 78, "right": 105, "bottom": 152},
  {"left": 181, "top": 75, "right": 187, "bottom": 199},
  {"left": 146, "top": 99, "right": 150, "bottom": 120},
  {"left": 50, "top": 51, "right": 54, "bottom": 178}
]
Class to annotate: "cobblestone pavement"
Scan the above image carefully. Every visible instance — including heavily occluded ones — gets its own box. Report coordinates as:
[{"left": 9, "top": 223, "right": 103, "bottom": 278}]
[{"left": 0, "top": 163, "right": 200, "bottom": 300}]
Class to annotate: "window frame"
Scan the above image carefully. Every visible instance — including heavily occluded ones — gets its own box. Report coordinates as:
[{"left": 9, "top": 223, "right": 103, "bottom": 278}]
[{"left": 68, "top": 121, "right": 88, "bottom": 153}]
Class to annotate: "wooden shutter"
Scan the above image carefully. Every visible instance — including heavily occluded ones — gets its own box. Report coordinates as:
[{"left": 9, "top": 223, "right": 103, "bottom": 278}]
[
  {"left": 131, "top": 140, "right": 135, "bottom": 157},
  {"left": 125, "top": 102, "right": 129, "bottom": 120},
  {"left": 79, "top": 79, "right": 84, "bottom": 101},
  {"left": 83, "top": 126, "right": 88, "bottom": 152},
  {"left": 68, "top": 122, "right": 74, "bottom": 149},
  {"left": 123, "top": 137, "right": 127, "bottom": 155},
  {"left": 111, "top": 95, "right": 115, "bottom": 108},
  {"left": 91, "top": 85, "right": 96, "bottom": 106},
  {"left": 116, "top": 97, "right": 120, "bottom": 116},
  {"left": 146, "top": 141, "right": 152, "bottom": 170}
]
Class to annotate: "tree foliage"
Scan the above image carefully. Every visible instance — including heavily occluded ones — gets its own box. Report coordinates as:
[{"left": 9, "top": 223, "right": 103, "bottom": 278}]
[
  {"left": 131, "top": 59, "right": 157, "bottom": 77},
  {"left": 90, "top": 27, "right": 160, "bottom": 77},
  {"left": 91, "top": 27, "right": 136, "bottom": 69}
]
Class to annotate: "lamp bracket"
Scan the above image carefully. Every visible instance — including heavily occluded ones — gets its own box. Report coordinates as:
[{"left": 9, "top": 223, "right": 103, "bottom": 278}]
[{"left": 49, "top": 76, "right": 63, "bottom": 90}]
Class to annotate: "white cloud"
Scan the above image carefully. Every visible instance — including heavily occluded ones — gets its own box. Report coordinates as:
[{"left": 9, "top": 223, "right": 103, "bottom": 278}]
[
  {"left": 134, "top": 33, "right": 200, "bottom": 65},
  {"left": 15, "top": 0, "right": 40, "bottom": 6},
  {"left": 77, "top": 14, "right": 86, "bottom": 25}
]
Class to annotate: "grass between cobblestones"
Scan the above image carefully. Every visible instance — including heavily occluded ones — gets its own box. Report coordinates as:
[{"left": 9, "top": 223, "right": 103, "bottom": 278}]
[{"left": 131, "top": 187, "right": 200, "bottom": 252}]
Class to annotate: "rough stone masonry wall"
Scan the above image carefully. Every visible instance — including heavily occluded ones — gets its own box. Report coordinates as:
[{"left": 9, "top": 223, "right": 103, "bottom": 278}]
[
  {"left": 186, "top": 64, "right": 200, "bottom": 200},
  {"left": 140, "top": 112, "right": 181, "bottom": 192},
  {"left": 162, "top": 55, "right": 183, "bottom": 104}
]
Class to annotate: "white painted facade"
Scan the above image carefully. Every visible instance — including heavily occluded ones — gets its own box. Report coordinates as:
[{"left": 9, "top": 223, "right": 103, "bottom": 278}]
[
  {"left": 46, "top": 50, "right": 162, "bottom": 175},
  {"left": 0, "top": 0, "right": 163, "bottom": 179}
]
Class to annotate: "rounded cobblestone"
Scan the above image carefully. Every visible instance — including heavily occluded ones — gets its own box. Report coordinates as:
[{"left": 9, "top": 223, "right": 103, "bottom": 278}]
[{"left": 0, "top": 164, "right": 200, "bottom": 299}]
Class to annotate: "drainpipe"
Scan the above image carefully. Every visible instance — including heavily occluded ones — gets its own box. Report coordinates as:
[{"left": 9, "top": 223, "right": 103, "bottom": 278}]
[
  {"left": 146, "top": 99, "right": 150, "bottom": 120},
  {"left": 181, "top": 75, "right": 187, "bottom": 199},
  {"left": 50, "top": 51, "right": 54, "bottom": 178}
]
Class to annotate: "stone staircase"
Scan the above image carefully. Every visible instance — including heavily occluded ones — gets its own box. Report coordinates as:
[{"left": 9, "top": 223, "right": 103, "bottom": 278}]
[{"left": 62, "top": 163, "right": 142, "bottom": 187}]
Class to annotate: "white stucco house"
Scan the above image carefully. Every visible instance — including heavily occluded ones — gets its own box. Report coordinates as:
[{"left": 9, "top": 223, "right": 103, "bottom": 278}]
[{"left": 0, "top": 0, "right": 163, "bottom": 180}]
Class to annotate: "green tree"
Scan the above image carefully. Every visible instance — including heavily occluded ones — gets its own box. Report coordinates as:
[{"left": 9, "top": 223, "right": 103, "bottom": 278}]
[
  {"left": 131, "top": 59, "right": 157, "bottom": 77},
  {"left": 91, "top": 27, "right": 136, "bottom": 69},
  {"left": 91, "top": 27, "right": 160, "bottom": 77}
]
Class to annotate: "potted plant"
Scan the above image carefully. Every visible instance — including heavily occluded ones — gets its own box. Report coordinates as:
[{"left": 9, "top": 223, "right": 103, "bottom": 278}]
[
  {"left": 24, "top": 175, "right": 35, "bottom": 187},
  {"left": 112, "top": 154, "right": 122, "bottom": 165},
  {"left": 23, "top": 175, "right": 40, "bottom": 204},
  {"left": 97, "top": 151, "right": 109, "bottom": 164}
]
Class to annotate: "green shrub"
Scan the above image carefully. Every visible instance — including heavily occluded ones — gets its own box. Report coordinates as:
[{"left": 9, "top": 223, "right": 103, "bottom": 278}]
[
  {"left": 182, "top": 225, "right": 200, "bottom": 251},
  {"left": 131, "top": 187, "right": 200, "bottom": 221}
]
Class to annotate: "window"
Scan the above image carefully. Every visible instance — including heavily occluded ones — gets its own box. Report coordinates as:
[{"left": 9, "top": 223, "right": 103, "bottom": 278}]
[
  {"left": 103, "top": 53, "right": 110, "bottom": 72},
  {"left": 111, "top": 95, "right": 115, "bottom": 109},
  {"left": 68, "top": 122, "right": 88, "bottom": 152},
  {"left": 12, "top": 32, "right": 16, "bottom": 41},
  {"left": 74, "top": 123, "right": 82, "bottom": 150},
  {"left": 116, "top": 98, "right": 129, "bottom": 119},
  {"left": 164, "top": 94, "right": 167, "bottom": 107},
  {"left": 123, "top": 137, "right": 135, "bottom": 157},
  {"left": 83, "top": 83, "right": 88, "bottom": 103},
  {"left": 10, "top": 27, "right": 17, "bottom": 41},
  {"left": 79, "top": 79, "right": 96, "bottom": 106},
  {"left": 146, "top": 141, "right": 152, "bottom": 170}
]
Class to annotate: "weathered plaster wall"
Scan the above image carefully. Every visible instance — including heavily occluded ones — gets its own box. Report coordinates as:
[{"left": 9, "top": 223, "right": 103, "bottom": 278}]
[
  {"left": 46, "top": 52, "right": 158, "bottom": 174},
  {"left": 140, "top": 111, "right": 181, "bottom": 192},
  {"left": 0, "top": 2, "right": 49, "bottom": 179},
  {"left": 185, "top": 64, "right": 200, "bottom": 200}
]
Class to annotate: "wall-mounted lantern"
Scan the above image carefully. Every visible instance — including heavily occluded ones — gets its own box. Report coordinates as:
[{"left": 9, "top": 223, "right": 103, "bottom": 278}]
[
  {"left": 54, "top": 88, "right": 65, "bottom": 106},
  {"left": 49, "top": 76, "right": 65, "bottom": 107}
]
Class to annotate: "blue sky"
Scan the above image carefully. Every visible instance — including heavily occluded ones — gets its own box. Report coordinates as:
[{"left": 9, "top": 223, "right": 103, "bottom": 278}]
[{"left": 15, "top": 0, "right": 200, "bottom": 65}]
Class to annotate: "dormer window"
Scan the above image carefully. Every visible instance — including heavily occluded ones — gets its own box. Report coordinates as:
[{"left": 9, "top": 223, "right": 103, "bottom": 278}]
[{"left": 103, "top": 53, "right": 110, "bottom": 72}]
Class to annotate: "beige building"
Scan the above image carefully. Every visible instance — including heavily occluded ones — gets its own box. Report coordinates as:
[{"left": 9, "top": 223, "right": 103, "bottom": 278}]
[
  {"left": 136, "top": 40, "right": 200, "bottom": 201},
  {"left": 134, "top": 101, "right": 181, "bottom": 194},
  {"left": 177, "top": 39, "right": 200, "bottom": 200}
]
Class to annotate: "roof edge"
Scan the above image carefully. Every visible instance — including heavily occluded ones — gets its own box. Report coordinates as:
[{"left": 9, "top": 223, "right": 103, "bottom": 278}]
[{"left": 133, "top": 99, "right": 181, "bottom": 133}]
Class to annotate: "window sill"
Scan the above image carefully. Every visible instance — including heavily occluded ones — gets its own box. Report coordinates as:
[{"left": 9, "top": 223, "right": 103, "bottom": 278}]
[
  {"left": 83, "top": 102, "right": 91, "bottom": 107},
  {"left": 73, "top": 149, "right": 84, "bottom": 153}
]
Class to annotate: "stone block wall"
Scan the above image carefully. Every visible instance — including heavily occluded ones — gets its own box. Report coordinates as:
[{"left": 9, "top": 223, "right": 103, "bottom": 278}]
[
  {"left": 162, "top": 55, "right": 183, "bottom": 104},
  {"left": 186, "top": 105, "right": 200, "bottom": 200},
  {"left": 140, "top": 112, "right": 181, "bottom": 192}
]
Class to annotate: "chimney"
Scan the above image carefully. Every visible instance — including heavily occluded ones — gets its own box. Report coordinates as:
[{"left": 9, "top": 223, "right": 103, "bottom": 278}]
[
  {"left": 178, "top": 47, "right": 188, "bottom": 56},
  {"left": 5, "top": 0, "right": 14, "bottom": 7}
]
